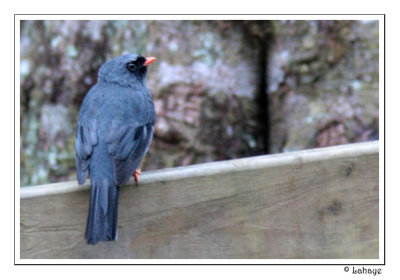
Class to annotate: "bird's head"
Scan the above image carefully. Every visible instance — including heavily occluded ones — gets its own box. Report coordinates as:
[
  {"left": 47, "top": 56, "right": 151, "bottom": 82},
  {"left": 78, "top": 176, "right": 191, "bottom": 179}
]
[{"left": 98, "top": 54, "right": 156, "bottom": 87}]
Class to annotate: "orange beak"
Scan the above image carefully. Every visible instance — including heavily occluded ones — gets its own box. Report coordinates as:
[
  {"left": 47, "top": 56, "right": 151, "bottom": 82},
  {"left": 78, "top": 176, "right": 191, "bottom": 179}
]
[{"left": 144, "top": 56, "right": 156, "bottom": 66}]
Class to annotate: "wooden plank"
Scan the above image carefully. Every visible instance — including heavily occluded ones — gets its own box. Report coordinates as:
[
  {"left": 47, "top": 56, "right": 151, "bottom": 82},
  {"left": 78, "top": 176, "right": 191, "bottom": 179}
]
[{"left": 20, "top": 141, "right": 379, "bottom": 259}]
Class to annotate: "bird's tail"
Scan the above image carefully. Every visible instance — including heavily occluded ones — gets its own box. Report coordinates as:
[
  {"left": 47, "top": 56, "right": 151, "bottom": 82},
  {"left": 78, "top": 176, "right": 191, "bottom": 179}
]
[{"left": 85, "top": 177, "right": 119, "bottom": 245}]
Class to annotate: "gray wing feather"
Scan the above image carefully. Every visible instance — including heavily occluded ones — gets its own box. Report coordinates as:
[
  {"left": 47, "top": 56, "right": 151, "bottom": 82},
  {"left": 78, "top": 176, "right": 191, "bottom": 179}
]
[
  {"left": 75, "top": 119, "right": 98, "bottom": 184},
  {"left": 106, "top": 122, "right": 154, "bottom": 186}
]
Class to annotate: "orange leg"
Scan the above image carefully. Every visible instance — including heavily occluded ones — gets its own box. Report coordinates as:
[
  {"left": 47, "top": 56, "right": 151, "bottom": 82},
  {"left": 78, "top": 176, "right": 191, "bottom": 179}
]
[{"left": 133, "top": 168, "right": 142, "bottom": 183}]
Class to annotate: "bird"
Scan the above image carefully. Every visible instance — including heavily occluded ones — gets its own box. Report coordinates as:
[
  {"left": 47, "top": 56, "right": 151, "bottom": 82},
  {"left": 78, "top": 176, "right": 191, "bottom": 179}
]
[{"left": 75, "top": 54, "right": 157, "bottom": 245}]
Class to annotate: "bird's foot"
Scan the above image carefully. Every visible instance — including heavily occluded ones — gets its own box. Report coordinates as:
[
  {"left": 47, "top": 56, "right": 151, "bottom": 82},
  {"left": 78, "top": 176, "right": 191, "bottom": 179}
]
[{"left": 133, "top": 169, "right": 142, "bottom": 184}]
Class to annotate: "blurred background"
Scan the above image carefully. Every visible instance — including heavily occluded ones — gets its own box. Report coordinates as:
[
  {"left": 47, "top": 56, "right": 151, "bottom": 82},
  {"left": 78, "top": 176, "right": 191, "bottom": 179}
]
[{"left": 20, "top": 20, "right": 379, "bottom": 186}]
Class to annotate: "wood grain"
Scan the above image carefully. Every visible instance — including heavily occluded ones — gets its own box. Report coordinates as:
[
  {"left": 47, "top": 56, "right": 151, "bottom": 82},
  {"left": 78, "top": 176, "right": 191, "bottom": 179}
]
[{"left": 20, "top": 141, "right": 379, "bottom": 259}]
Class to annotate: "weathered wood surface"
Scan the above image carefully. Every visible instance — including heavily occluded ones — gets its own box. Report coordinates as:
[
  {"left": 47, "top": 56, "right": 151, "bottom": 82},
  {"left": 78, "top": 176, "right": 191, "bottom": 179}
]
[{"left": 20, "top": 141, "right": 379, "bottom": 259}]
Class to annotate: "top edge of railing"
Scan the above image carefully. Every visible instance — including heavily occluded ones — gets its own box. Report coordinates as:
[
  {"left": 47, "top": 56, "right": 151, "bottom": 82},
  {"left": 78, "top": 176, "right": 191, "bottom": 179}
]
[{"left": 20, "top": 140, "right": 379, "bottom": 199}]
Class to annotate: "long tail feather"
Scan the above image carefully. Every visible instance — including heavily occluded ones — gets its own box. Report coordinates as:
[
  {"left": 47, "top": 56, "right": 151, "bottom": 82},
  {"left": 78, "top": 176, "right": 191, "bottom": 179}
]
[{"left": 85, "top": 178, "right": 119, "bottom": 245}]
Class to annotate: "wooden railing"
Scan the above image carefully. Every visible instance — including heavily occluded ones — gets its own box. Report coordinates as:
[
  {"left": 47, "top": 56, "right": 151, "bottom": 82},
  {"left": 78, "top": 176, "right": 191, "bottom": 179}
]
[{"left": 20, "top": 141, "right": 379, "bottom": 259}]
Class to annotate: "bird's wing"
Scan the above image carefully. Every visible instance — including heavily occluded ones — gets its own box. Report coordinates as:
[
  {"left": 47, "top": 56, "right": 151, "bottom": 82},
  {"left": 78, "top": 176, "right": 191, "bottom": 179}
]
[
  {"left": 75, "top": 119, "right": 99, "bottom": 184},
  {"left": 106, "top": 120, "right": 154, "bottom": 186}
]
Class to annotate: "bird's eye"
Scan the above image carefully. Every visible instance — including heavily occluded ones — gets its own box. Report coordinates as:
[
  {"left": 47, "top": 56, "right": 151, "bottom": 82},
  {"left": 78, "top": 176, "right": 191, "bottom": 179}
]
[{"left": 126, "top": 62, "right": 137, "bottom": 72}]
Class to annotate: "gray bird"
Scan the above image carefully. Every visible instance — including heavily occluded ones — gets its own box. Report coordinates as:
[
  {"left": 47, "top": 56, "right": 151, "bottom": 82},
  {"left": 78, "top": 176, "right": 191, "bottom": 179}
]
[{"left": 75, "top": 54, "right": 156, "bottom": 245}]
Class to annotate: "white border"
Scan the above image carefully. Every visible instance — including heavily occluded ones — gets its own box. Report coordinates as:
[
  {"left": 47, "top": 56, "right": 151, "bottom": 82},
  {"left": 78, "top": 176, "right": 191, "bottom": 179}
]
[
  {"left": 16, "top": 14, "right": 383, "bottom": 21},
  {"left": 15, "top": 14, "right": 384, "bottom": 265},
  {"left": 15, "top": 16, "right": 21, "bottom": 264},
  {"left": 378, "top": 15, "right": 385, "bottom": 265}
]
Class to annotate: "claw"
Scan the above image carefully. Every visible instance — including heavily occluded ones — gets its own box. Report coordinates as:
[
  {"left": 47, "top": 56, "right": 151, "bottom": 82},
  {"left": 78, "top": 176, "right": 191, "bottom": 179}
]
[{"left": 133, "top": 168, "right": 142, "bottom": 184}]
